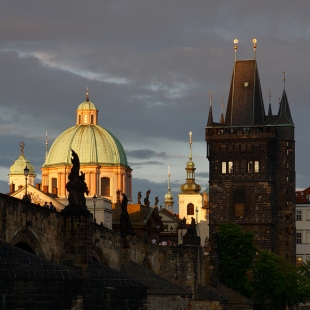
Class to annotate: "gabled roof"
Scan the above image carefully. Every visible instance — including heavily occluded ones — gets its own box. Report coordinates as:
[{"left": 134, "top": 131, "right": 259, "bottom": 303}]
[
  {"left": 9, "top": 185, "right": 65, "bottom": 210},
  {"left": 225, "top": 60, "right": 265, "bottom": 126}
]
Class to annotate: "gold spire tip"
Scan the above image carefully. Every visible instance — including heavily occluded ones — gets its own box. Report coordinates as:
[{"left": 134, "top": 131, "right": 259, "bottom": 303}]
[{"left": 208, "top": 92, "right": 212, "bottom": 106}]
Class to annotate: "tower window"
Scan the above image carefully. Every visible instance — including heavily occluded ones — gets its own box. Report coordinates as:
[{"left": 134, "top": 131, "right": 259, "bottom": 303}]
[
  {"left": 101, "top": 177, "right": 110, "bottom": 196},
  {"left": 254, "top": 161, "right": 259, "bottom": 173},
  {"left": 222, "top": 162, "right": 227, "bottom": 174},
  {"left": 228, "top": 161, "right": 233, "bottom": 173},
  {"left": 234, "top": 203, "right": 245, "bottom": 217},
  {"left": 248, "top": 161, "right": 253, "bottom": 173},
  {"left": 187, "top": 203, "right": 194, "bottom": 215}
]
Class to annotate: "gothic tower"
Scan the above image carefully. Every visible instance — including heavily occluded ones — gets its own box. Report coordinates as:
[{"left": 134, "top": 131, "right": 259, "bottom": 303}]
[{"left": 205, "top": 44, "right": 295, "bottom": 284}]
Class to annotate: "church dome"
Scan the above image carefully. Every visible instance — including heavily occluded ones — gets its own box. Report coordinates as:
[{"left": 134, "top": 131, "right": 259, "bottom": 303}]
[
  {"left": 10, "top": 155, "right": 35, "bottom": 175},
  {"left": 77, "top": 101, "right": 97, "bottom": 111},
  {"left": 43, "top": 125, "right": 128, "bottom": 167},
  {"left": 43, "top": 91, "right": 128, "bottom": 168}
]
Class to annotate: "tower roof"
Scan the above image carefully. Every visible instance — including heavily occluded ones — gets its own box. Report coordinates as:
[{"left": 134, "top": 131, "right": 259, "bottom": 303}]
[
  {"left": 275, "top": 89, "right": 294, "bottom": 126},
  {"left": 225, "top": 59, "right": 265, "bottom": 126}
]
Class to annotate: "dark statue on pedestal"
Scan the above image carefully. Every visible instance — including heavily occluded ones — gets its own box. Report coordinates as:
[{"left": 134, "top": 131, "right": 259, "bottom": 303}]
[
  {"left": 137, "top": 191, "right": 142, "bottom": 204},
  {"left": 182, "top": 217, "right": 200, "bottom": 246},
  {"left": 66, "top": 150, "right": 89, "bottom": 209},
  {"left": 120, "top": 193, "right": 134, "bottom": 237}
]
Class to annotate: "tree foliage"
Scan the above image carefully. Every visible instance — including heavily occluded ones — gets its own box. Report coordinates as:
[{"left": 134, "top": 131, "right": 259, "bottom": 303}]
[
  {"left": 252, "top": 250, "right": 310, "bottom": 309},
  {"left": 218, "top": 223, "right": 256, "bottom": 297},
  {"left": 218, "top": 223, "right": 310, "bottom": 308}
]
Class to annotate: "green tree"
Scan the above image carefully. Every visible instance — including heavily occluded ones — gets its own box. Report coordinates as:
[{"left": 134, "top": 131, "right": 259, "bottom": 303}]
[
  {"left": 251, "top": 250, "right": 310, "bottom": 309},
  {"left": 218, "top": 223, "right": 256, "bottom": 297}
]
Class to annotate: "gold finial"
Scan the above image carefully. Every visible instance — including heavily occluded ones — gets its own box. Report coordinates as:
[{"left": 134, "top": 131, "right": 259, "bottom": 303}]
[
  {"left": 234, "top": 39, "right": 238, "bottom": 62},
  {"left": 86, "top": 87, "right": 89, "bottom": 101},
  {"left": 252, "top": 38, "right": 257, "bottom": 60},
  {"left": 282, "top": 71, "right": 286, "bottom": 89},
  {"left": 268, "top": 90, "right": 271, "bottom": 105},
  {"left": 208, "top": 92, "right": 212, "bottom": 106},
  {"left": 189, "top": 131, "right": 192, "bottom": 145},
  {"left": 221, "top": 100, "right": 224, "bottom": 113},
  {"left": 168, "top": 166, "right": 170, "bottom": 177}
]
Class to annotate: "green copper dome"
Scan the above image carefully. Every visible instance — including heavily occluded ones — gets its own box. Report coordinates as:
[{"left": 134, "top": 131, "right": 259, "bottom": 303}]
[
  {"left": 43, "top": 125, "right": 128, "bottom": 167},
  {"left": 10, "top": 155, "right": 35, "bottom": 175},
  {"left": 77, "top": 101, "right": 97, "bottom": 111}
]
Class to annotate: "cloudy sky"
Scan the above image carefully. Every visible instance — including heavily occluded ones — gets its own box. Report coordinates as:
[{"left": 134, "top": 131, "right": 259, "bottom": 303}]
[{"left": 0, "top": 1, "right": 309, "bottom": 210}]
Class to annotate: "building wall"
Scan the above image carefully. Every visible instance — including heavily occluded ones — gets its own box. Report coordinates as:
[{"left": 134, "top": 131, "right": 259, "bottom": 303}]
[{"left": 296, "top": 203, "right": 310, "bottom": 265}]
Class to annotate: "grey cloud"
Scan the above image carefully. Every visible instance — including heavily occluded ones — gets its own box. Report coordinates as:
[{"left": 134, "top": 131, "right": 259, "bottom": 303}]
[{"left": 127, "top": 149, "right": 168, "bottom": 160}]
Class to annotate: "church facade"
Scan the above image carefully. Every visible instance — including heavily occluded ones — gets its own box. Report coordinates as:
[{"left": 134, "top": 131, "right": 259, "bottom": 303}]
[{"left": 206, "top": 57, "right": 295, "bottom": 282}]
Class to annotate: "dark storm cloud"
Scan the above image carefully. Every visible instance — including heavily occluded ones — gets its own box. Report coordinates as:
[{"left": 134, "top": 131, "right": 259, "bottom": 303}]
[
  {"left": 0, "top": 1, "right": 310, "bottom": 193},
  {"left": 129, "top": 161, "right": 165, "bottom": 167},
  {"left": 127, "top": 149, "right": 168, "bottom": 159},
  {"left": 195, "top": 172, "right": 209, "bottom": 179}
]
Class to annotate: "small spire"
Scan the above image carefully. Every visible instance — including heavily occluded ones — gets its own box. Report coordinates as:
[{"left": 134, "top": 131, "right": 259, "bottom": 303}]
[
  {"left": 86, "top": 87, "right": 89, "bottom": 102},
  {"left": 268, "top": 90, "right": 271, "bottom": 105},
  {"left": 234, "top": 39, "right": 238, "bottom": 62},
  {"left": 220, "top": 100, "right": 225, "bottom": 124},
  {"left": 252, "top": 38, "right": 257, "bottom": 60},
  {"left": 19, "top": 142, "right": 25, "bottom": 156},
  {"left": 45, "top": 131, "right": 49, "bottom": 160},
  {"left": 278, "top": 97, "right": 281, "bottom": 104},
  {"left": 168, "top": 166, "right": 171, "bottom": 190},
  {"left": 189, "top": 131, "right": 193, "bottom": 162},
  {"left": 282, "top": 71, "right": 286, "bottom": 89},
  {"left": 209, "top": 92, "right": 212, "bottom": 106}
]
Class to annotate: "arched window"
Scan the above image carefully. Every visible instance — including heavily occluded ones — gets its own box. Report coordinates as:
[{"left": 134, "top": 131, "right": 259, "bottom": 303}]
[
  {"left": 187, "top": 203, "right": 194, "bottom": 215},
  {"left": 91, "top": 115, "right": 94, "bottom": 124},
  {"left": 101, "top": 177, "right": 110, "bottom": 197}
]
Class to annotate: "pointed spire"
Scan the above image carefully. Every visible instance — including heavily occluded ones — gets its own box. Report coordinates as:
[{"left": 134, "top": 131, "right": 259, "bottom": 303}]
[
  {"left": 267, "top": 91, "right": 273, "bottom": 124},
  {"left": 164, "top": 165, "right": 174, "bottom": 211},
  {"left": 207, "top": 92, "right": 213, "bottom": 126},
  {"left": 189, "top": 131, "right": 193, "bottom": 162},
  {"left": 220, "top": 100, "right": 225, "bottom": 124},
  {"left": 180, "top": 131, "right": 201, "bottom": 194},
  {"left": 275, "top": 88, "right": 294, "bottom": 126},
  {"left": 86, "top": 87, "right": 89, "bottom": 102},
  {"left": 45, "top": 131, "right": 49, "bottom": 160}
]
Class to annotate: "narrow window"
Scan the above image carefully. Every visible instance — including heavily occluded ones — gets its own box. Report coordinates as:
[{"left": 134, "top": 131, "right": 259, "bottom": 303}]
[
  {"left": 222, "top": 162, "right": 226, "bottom": 174},
  {"left": 101, "top": 177, "right": 110, "bottom": 196},
  {"left": 234, "top": 203, "right": 245, "bottom": 217},
  {"left": 187, "top": 203, "right": 194, "bottom": 215},
  {"left": 296, "top": 232, "right": 302, "bottom": 244},
  {"left": 248, "top": 161, "right": 253, "bottom": 173},
  {"left": 84, "top": 114, "right": 88, "bottom": 123},
  {"left": 228, "top": 161, "right": 233, "bottom": 173},
  {"left": 296, "top": 210, "right": 302, "bottom": 221},
  {"left": 254, "top": 161, "right": 259, "bottom": 173},
  {"left": 91, "top": 115, "right": 94, "bottom": 124},
  {"left": 296, "top": 257, "right": 303, "bottom": 267}
]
